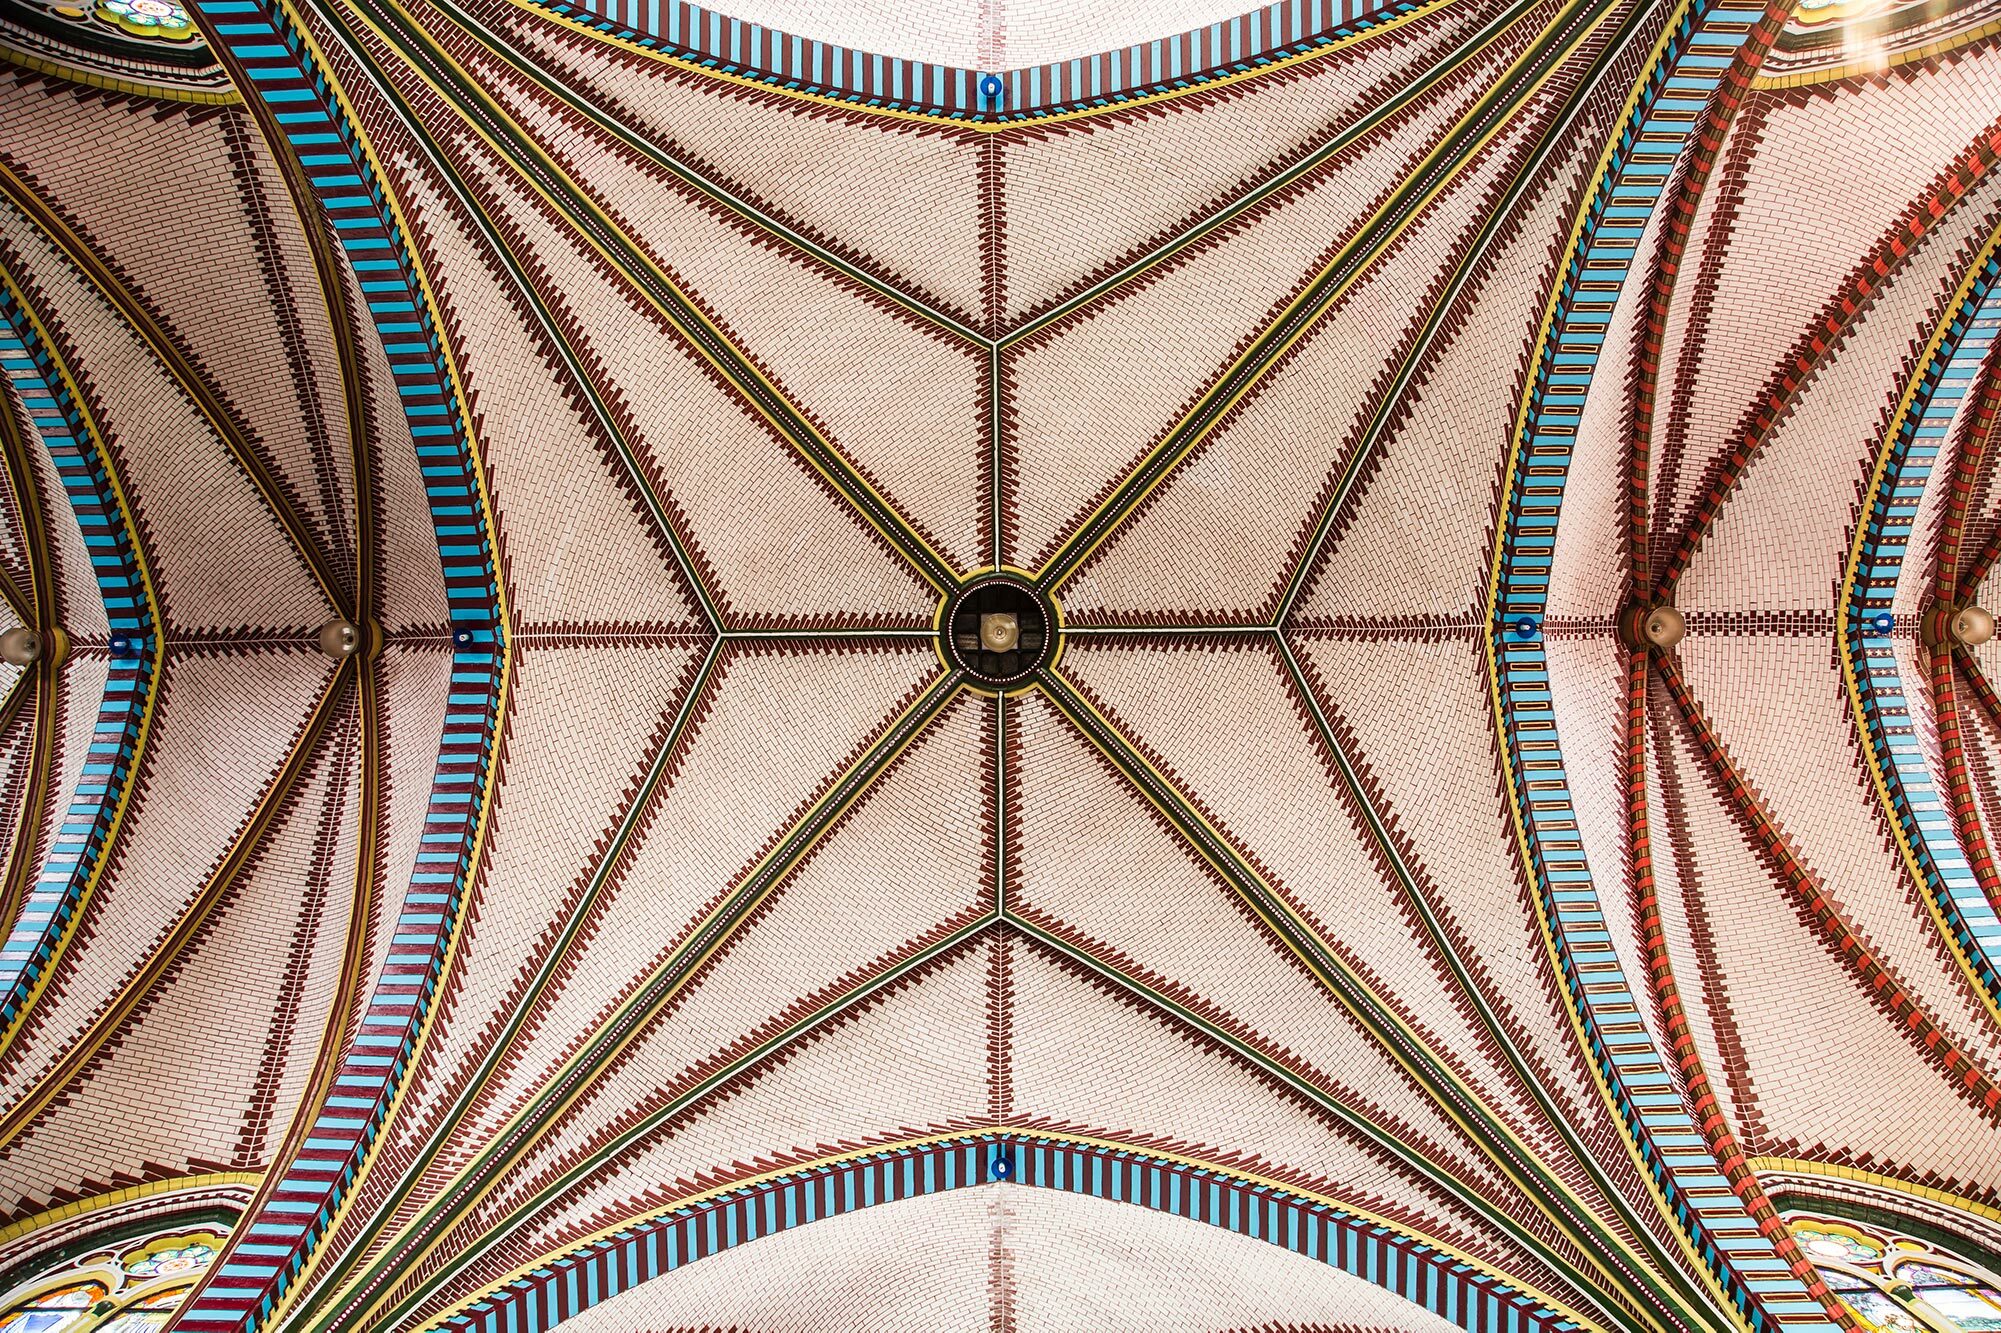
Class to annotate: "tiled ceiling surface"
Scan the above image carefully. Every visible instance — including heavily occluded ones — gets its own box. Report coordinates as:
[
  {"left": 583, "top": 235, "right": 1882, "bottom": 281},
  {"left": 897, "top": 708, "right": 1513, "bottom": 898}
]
[{"left": 0, "top": 0, "right": 1997, "bottom": 1329}]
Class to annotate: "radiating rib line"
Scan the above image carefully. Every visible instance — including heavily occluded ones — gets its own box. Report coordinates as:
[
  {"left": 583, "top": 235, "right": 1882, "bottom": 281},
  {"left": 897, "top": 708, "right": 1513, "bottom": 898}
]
[
  {"left": 1622, "top": 4, "right": 1785, "bottom": 587},
  {"left": 1650, "top": 116, "right": 2001, "bottom": 599},
  {"left": 1655, "top": 653, "right": 2001, "bottom": 1116},
  {"left": 336, "top": 0, "right": 960, "bottom": 592},
  {"left": 304, "top": 17, "right": 724, "bottom": 630},
  {"left": 223, "top": 65, "right": 382, "bottom": 622},
  {"left": 996, "top": 0, "right": 1547, "bottom": 348},
  {"left": 420, "top": 0, "right": 989, "bottom": 345},
  {"left": 294, "top": 667, "right": 964, "bottom": 1333},
  {"left": 0, "top": 159, "right": 354, "bottom": 619},
  {"left": 0, "top": 260, "right": 163, "bottom": 1059},
  {"left": 364, "top": 918, "right": 994, "bottom": 1333},
  {"left": 0, "top": 657, "right": 354, "bottom": 1142},
  {"left": 1271, "top": 8, "right": 1642, "bottom": 624},
  {"left": 1036, "top": 0, "right": 1631, "bottom": 592},
  {"left": 1278, "top": 632, "right": 1736, "bottom": 1327},
  {"left": 1036, "top": 665, "right": 1709, "bottom": 1333},
  {"left": 290, "top": 639, "right": 720, "bottom": 1311},
  {"left": 1007, "top": 914, "right": 1637, "bottom": 1333},
  {"left": 1621, "top": 650, "right": 1856, "bottom": 1328}
]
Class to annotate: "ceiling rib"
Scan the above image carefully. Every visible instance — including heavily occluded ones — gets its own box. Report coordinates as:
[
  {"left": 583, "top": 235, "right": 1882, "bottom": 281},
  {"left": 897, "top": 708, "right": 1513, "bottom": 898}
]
[
  {"left": 0, "top": 658, "right": 355, "bottom": 1147},
  {"left": 994, "top": 0, "right": 1544, "bottom": 349},
  {"left": 0, "top": 375, "right": 57, "bottom": 941},
  {"left": 338, "top": 0, "right": 960, "bottom": 593},
  {"left": 0, "top": 255, "right": 163, "bottom": 1062},
  {"left": 1276, "top": 633, "right": 1728, "bottom": 1319},
  {"left": 1004, "top": 914, "right": 1637, "bottom": 1333},
  {"left": 1036, "top": 0, "right": 1629, "bottom": 592},
  {"left": 299, "top": 12, "right": 724, "bottom": 631},
  {"left": 1655, "top": 651, "right": 2001, "bottom": 1117},
  {"left": 294, "top": 667, "right": 964, "bottom": 1333},
  {"left": 293, "top": 638, "right": 722, "bottom": 1314},
  {"left": 0, "top": 162, "right": 355, "bottom": 621},
  {"left": 1034, "top": 663, "right": 1709, "bottom": 1333},
  {"left": 429, "top": 0, "right": 989, "bottom": 346}
]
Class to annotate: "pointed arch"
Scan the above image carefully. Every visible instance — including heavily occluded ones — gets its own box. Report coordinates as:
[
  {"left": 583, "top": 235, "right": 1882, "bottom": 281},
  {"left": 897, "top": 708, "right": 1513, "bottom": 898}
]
[{"left": 433, "top": 1131, "right": 1599, "bottom": 1333}]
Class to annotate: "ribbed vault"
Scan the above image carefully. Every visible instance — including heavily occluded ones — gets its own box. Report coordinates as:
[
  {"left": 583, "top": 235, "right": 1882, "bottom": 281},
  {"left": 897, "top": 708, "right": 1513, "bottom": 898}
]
[{"left": 0, "top": 0, "right": 1995, "bottom": 1329}]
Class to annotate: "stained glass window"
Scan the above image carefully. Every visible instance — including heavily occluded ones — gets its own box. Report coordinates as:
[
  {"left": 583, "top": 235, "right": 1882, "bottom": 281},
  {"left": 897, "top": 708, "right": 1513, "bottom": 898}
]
[
  {"left": 90, "top": 0, "right": 196, "bottom": 41},
  {"left": 0, "top": 1229, "right": 224, "bottom": 1333},
  {"left": 1788, "top": 1210, "right": 2001, "bottom": 1333}
]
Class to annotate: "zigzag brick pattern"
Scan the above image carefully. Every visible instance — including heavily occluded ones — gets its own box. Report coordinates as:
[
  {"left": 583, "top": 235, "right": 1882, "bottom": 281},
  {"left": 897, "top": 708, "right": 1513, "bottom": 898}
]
[
  {"left": 0, "top": 283, "right": 159, "bottom": 1034},
  {"left": 1487, "top": 1, "right": 1843, "bottom": 1327},
  {"left": 164, "top": 1, "right": 506, "bottom": 1328}
]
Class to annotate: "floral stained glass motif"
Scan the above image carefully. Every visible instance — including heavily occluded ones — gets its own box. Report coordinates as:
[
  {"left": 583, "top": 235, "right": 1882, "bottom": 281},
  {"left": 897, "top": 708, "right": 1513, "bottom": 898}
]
[
  {"left": 89, "top": 0, "right": 196, "bottom": 41},
  {"left": 117, "top": 1241, "right": 214, "bottom": 1283},
  {"left": 0, "top": 1229, "right": 225, "bottom": 1333},
  {"left": 0, "top": 1280, "right": 108, "bottom": 1333},
  {"left": 1786, "top": 1210, "right": 2001, "bottom": 1333}
]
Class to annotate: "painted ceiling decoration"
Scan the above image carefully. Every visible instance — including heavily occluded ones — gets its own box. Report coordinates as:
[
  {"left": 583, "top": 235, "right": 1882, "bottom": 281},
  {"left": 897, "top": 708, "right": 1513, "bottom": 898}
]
[{"left": 0, "top": 0, "right": 1995, "bottom": 1327}]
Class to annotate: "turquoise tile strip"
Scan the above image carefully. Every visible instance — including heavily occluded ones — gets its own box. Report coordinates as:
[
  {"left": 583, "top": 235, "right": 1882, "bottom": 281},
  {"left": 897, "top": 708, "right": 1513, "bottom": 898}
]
[
  {"left": 441, "top": 1134, "right": 1583, "bottom": 1333},
  {"left": 0, "top": 283, "right": 159, "bottom": 1036},
  {"left": 1487, "top": 1, "right": 1843, "bottom": 1328},
  {"left": 1842, "top": 227, "right": 2001, "bottom": 1011},
  {"left": 522, "top": 0, "right": 1426, "bottom": 121},
  {"left": 169, "top": 1, "right": 506, "bottom": 1329}
]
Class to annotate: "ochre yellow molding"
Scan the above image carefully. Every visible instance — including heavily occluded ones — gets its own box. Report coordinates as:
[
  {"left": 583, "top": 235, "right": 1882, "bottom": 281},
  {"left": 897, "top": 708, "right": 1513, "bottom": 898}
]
[
  {"left": 0, "top": 260, "right": 166, "bottom": 1063},
  {"left": 1838, "top": 215, "right": 2001, "bottom": 1037},
  {"left": 427, "top": 1127, "right": 1613, "bottom": 1333},
  {"left": 317, "top": 669, "right": 960, "bottom": 1332},
  {"left": 0, "top": 1173, "right": 259, "bottom": 1250},
  {"left": 1749, "top": 14, "right": 2001, "bottom": 87},
  {"left": 1037, "top": 662, "right": 1669, "bottom": 1330},
  {"left": 349, "top": 0, "right": 959, "bottom": 592},
  {"left": 164, "top": 1, "right": 517, "bottom": 1326},
  {"left": 497, "top": 0, "right": 1462, "bottom": 133},
  {"left": 929, "top": 566, "right": 1065, "bottom": 695},
  {"left": 1751, "top": 1157, "right": 2001, "bottom": 1228},
  {"left": 1480, "top": 5, "right": 1785, "bottom": 1331},
  {"left": 1032, "top": 0, "right": 1588, "bottom": 590},
  {"left": 0, "top": 41, "right": 240, "bottom": 103}
]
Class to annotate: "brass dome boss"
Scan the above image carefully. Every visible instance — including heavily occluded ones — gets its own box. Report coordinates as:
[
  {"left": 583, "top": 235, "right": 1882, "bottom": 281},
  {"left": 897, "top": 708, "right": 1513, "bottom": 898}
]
[{"left": 941, "top": 576, "right": 1056, "bottom": 688}]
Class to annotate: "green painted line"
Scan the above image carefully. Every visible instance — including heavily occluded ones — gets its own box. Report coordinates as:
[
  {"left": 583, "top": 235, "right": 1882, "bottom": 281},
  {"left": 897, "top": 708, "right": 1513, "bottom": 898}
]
[
  {"left": 342, "top": 0, "right": 961, "bottom": 593},
  {"left": 1036, "top": 0, "right": 1627, "bottom": 594},
  {"left": 1274, "top": 633, "right": 1738, "bottom": 1333},
  {"left": 429, "top": 0, "right": 991, "bottom": 347},
  {"left": 288, "top": 639, "right": 724, "bottom": 1318},
  {"left": 1269, "top": 15, "right": 1631, "bottom": 625},
  {"left": 1035, "top": 663, "right": 1700, "bottom": 1333},
  {"left": 996, "top": 0, "right": 1543, "bottom": 350},
  {"left": 306, "top": 668, "right": 965, "bottom": 1333},
  {"left": 306, "top": 0, "right": 723, "bottom": 630},
  {"left": 380, "top": 917, "right": 993, "bottom": 1333},
  {"left": 1006, "top": 912, "right": 1640, "bottom": 1333}
]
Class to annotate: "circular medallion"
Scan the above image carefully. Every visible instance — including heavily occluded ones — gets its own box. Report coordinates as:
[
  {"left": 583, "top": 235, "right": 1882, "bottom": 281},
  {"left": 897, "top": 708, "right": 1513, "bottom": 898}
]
[{"left": 941, "top": 576, "right": 1056, "bottom": 688}]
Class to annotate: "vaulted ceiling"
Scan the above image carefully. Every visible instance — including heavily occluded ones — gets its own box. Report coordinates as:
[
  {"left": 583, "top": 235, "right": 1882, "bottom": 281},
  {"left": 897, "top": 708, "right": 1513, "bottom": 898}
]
[{"left": 0, "top": 0, "right": 1997, "bottom": 1329}]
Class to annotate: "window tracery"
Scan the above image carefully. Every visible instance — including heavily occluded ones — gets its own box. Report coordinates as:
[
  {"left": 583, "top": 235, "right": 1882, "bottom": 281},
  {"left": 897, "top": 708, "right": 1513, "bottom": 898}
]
[
  {"left": 1788, "top": 1211, "right": 2001, "bottom": 1332},
  {"left": 0, "top": 1230, "right": 224, "bottom": 1333}
]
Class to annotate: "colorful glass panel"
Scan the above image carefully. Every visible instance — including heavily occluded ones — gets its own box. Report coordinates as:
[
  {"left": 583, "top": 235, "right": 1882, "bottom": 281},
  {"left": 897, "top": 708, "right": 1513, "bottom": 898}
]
[
  {"left": 1788, "top": 1209, "right": 2001, "bottom": 1333},
  {"left": 0, "top": 1228, "right": 227, "bottom": 1333}
]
